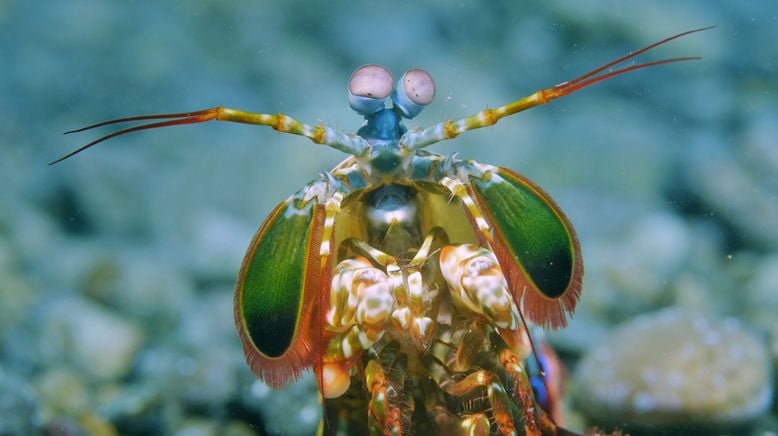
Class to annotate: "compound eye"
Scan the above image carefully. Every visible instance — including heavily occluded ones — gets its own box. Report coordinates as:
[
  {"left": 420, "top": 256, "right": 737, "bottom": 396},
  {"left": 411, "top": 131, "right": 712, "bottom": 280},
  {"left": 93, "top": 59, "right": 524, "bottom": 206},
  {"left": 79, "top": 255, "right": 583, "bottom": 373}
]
[
  {"left": 392, "top": 68, "right": 435, "bottom": 119},
  {"left": 402, "top": 69, "right": 435, "bottom": 105},
  {"left": 348, "top": 64, "right": 393, "bottom": 115}
]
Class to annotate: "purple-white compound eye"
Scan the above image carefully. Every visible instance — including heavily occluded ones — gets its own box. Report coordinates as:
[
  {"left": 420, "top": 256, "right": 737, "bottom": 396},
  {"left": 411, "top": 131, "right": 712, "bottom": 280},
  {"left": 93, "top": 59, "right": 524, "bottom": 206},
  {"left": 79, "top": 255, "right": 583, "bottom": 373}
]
[
  {"left": 392, "top": 68, "right": 435, "bottom": 119},
  {"left": 402, "top": 69, "right": 435, "bottom": 105},
  {"left": 348, "top": 65, "right": 394, "bottom": 115}
]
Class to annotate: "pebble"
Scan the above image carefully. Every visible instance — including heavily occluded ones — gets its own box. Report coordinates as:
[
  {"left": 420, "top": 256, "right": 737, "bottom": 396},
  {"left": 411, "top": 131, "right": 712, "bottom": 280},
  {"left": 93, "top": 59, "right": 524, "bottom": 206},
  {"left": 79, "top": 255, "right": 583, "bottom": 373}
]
[
  {"left": 685, "top": 139, "right": 778, "bottom": 249},
  {"left": 35, "top": 367, "right": 91, "bottom": 418},
  {"left": 95, "top": 382, "right": 165, "bottom": 435},
  {"left": 82, "top": 252, "right": 196, "bottom": 327},
  {"left": 173, "top": 418, "right": 218, "bottom": 436},
  {"left": 172, "top": 418, "right": 258, "bottom": 436},
  {"left": 38, "top": 297, "right": 145, "bottom": 381},
  {"left": 745, "top": 254, "right": 778, "bottom": 331},
  {"left": 239, "top": 372, "right": 321, "bottom": 435},
  {"left": 0, "top": 367, "right": 39, "bottom": 435},
  {"left": 0, "top": 257, "right": 39, "bottom": 338},
  {"left": 575, "top": 308, "right": 773, "bottom": 432},
  {"left": 572, "top": 212, "right": 692, "bottom": 320}
]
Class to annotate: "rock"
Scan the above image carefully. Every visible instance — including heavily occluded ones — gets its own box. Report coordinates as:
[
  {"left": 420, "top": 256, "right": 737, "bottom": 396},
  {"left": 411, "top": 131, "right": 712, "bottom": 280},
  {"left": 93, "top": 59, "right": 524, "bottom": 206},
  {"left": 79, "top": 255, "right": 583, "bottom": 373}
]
[
  {"left": 76, "top": 412, "right": 119, "bottom": 436},
  {"left": 0, "top": 367, "right": 39, "bottom": 435},
  {"left": 135, "top": 290, "right": 243, "bottom": 410},
  {"left": 187, "top": 208, "right": 255, "bottom": 280},
  {"left": 575, "top": 308, "right": 773, "bottom": 432},
  {"left": 81, "top": 251, "right": 196, "bottom": 328},
  {"left": 95, "top": 382, "right": 166, "bottom": 435},
  {"left": 743, "top": 110, "right": 778, "bottom": 175},
  {"left": 685, "top": 140, "right": 778, "bottom": 249},
  {"left": 577, "top": 211, "right": 692, "bottom": 321},
  {"left": 745, "top": 254, "right": 778, "bottom": 331},
  {"left": 173, "top": 418, "right": 218, "bottom": 436},
  {"left": 38, "top": 297, "right": 145, "bottom": 381},
  {"left": 35, "top": 367, "right": 91, "bottom": 419},
  {"left": 176, "top": 291, "right": 237, "bottom": 350},
  {"left": 42, "top": 417, "right": 87, "bottom": 436},
  {"left": 177, "top": 347, "right": 240, "bottom": 410},
  {"left": 0, "top": 257, "right": 39, "bottom": 340},
  {"left": 239, "top": 372, "right": 320, "bottom": 435},
  {"left": 43, "top": 412, "right": 119, "bottom": 436},
  {"left": 220, "top": 421, "right": 258, "bottom": 436}
]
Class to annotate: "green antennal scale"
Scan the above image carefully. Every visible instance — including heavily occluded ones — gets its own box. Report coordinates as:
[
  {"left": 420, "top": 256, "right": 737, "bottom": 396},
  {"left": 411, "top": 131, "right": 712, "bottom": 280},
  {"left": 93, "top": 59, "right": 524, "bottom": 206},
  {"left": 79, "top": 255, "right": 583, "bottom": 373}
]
[{"left": 55, "top": 27, "right": 712, "bottom": 435}]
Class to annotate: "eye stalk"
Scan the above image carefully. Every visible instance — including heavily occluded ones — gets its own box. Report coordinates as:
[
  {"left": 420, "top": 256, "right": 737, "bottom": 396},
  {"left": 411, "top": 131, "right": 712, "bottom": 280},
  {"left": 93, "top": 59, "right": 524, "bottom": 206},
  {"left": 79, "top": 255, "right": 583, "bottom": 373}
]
[
  {"left": 348, "top": 64, "right": 394, "bottom": 116},
  {"left": 392, "top": 69, "right": 435, "bottom": 119}
]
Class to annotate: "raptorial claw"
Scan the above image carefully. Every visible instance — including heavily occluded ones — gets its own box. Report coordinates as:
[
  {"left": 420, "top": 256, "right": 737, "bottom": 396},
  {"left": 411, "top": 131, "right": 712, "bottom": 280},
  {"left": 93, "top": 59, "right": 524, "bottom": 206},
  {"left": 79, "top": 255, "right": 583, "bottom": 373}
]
[{"left": 439, "top": 244, "right": 520, "bottom": 329}]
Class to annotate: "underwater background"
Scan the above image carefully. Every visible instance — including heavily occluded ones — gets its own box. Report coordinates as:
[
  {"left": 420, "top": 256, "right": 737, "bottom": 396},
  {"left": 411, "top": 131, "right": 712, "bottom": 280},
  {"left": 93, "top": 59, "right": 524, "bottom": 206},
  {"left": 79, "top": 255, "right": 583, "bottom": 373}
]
[{"left": 1, "top": 0, "right": 776, "bottom": 434}]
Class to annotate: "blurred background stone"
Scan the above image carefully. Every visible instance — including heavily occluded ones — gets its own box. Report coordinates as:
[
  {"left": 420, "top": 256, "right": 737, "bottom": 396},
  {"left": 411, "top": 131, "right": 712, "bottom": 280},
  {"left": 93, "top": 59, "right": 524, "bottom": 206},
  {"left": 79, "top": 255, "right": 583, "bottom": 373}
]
[
  {"left": 37, "top": 296, "right": 145, "bottom": 381},
  {"left": 0, "top": 367, "right": 39, "bottom": 435},
  {"left": 575, "top": 308, "right": 773, "bottom": 433}
]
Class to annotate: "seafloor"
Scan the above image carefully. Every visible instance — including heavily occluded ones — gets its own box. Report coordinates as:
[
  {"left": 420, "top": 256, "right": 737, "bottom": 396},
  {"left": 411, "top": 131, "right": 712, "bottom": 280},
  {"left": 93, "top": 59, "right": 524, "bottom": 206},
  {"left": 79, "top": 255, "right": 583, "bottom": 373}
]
[{"left": 1, "top": 1, "right": 776, "bottom": 434}]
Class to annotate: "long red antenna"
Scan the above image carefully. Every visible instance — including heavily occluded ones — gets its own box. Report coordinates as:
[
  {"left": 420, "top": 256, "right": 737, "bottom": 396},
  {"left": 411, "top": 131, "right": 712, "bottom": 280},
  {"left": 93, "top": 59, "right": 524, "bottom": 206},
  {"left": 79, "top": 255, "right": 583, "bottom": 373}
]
[{"left": 402, "top": 26, "right": 715, "bottom": 150}]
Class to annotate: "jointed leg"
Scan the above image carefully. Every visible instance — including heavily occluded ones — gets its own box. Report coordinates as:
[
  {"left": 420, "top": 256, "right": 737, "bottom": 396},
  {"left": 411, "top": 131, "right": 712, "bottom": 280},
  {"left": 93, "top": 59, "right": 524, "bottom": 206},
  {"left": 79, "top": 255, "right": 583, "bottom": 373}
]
[
  {"left": 494, "top": 330, "right": 542, "bottom": 436},
  {"left": 446, "top": 370, "right": 518, "bottom": 436},
  {"left": 424, "top": 322, "right": 519, "bottom": 436},
  {"left": 365, "top": 358, "right": 403, "bottom": 435}
]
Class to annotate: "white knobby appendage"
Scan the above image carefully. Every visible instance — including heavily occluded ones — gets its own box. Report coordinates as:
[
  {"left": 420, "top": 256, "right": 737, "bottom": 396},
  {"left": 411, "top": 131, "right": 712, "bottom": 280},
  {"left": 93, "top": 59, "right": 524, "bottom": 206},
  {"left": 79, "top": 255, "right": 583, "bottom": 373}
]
[
  {"left": 439, "top": 244, "right": 520, "bottom": 329},
  {"left": 322, "top": 256, "right": 395, "bottom": 399},
  {"left": 327, "top": 257, "right": 394, "bottom": 336}
]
